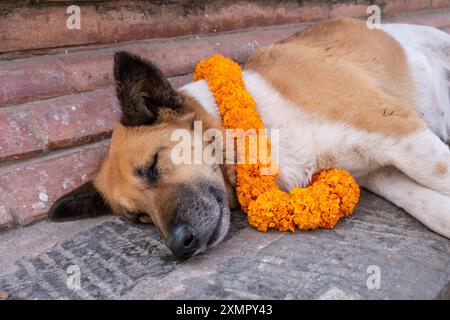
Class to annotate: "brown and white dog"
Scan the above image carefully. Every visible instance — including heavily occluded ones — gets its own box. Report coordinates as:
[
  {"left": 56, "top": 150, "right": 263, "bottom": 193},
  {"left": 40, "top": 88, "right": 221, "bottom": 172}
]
[{"left": 49, "top": 18, "right": 450, "bottom": 258}]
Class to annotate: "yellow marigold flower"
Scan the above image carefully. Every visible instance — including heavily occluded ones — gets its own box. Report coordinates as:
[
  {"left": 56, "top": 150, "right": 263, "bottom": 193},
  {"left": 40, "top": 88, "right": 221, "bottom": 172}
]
[
  {"left": 193, "top": 55, "right": 360, "bottom": 233},
  {"left": 290, "top": 187, "right": 322, "bottom": 230},
  {"left": 248, "top": 189, "right": 293, "bottom": 232}
]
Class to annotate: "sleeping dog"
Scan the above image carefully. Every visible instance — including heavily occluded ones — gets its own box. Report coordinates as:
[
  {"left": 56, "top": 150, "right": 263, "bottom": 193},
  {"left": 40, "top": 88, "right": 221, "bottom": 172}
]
[{"left": 49, "top": 18, "right": 450, "bottom": 258}]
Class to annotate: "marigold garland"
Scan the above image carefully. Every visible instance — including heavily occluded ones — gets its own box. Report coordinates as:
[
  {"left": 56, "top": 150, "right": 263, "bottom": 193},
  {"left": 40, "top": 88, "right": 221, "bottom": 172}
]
[{"left": 193, "top": 54, "right": 360, "bottom": 232}]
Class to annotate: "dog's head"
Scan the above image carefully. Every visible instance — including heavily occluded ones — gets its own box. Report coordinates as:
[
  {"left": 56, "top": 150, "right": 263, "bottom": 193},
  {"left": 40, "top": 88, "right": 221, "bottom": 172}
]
[{"left": 49, "top": 51, "right": 236, "bottom": 258}]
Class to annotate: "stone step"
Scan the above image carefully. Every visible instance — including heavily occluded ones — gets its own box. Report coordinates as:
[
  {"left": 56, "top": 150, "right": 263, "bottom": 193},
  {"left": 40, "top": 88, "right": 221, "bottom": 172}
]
[{"left": 0, "top": 190, "right": 448, "bottom": 299}]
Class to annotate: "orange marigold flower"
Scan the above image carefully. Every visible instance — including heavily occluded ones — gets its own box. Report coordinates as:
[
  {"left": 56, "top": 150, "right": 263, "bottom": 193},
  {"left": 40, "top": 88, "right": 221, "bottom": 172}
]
[{"left": 193, "top": 54, "right": 360, "bottom": 232}]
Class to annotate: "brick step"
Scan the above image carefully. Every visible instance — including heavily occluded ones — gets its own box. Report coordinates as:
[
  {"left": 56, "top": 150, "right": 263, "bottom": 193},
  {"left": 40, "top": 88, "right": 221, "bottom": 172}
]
[
  {"left": 2, "top": 0, "right": 449, "bottom": 58},
  {"left": 1, "top": 9, "right": 450, "bottom": 230},
  {"left": 387, "top": 6, "right": 450, "bottom": 24},
  {"left": 0, "top": 23, "right": 304, "bottom": 108},
  {"left": 0, "top": 76, "right": 191, "bottom": 164},
  {"left": 0, "top": 140, "right": 110, "bottom": 227},
  {"left": 2, "top": 8, "right": 450, "bottom": 109}
]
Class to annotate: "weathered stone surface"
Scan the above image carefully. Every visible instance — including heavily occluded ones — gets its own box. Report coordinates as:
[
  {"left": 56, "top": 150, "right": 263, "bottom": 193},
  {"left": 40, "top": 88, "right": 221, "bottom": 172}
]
[
  {"left": 0, "top": 190, "right": 448, "bottom": 299},
  {"left": 0, "top": 107, "right": 44, "bottom": 162},
  {"left": 0, "top": 206, "right": 14, "bottom": 230}
]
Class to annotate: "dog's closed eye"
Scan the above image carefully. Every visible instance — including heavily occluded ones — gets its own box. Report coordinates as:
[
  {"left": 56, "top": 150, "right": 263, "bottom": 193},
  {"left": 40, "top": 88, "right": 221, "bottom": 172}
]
[{"left": 135, "top": 152, "right": 159, "bottom": 184}]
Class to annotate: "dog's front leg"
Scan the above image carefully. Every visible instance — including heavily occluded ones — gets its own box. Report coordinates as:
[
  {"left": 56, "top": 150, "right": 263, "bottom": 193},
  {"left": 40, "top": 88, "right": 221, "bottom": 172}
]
[{"left": 359, "top": 167, "right": 450, "bottom": 239}]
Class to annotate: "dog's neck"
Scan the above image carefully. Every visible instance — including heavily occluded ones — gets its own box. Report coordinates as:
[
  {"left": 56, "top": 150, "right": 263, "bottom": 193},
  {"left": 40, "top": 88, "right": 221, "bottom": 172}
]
[{"left": 179, "top": 70, "right": 321, "bottom": 192}]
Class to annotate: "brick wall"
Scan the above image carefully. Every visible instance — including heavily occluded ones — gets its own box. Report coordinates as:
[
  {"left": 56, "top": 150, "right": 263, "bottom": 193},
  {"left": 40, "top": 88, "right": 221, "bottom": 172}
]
[
  {"left": 2, "top": 0, "right": 449, "bottom": 58},
  {"left": 0, "top": 0, "right": 449, "bottom": 229}
]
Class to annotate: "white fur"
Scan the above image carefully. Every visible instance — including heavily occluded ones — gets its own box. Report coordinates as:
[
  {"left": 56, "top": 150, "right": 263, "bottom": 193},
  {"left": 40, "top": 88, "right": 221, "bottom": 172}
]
[
  {"left": 382, "top": 23, "right": 450, "bottom": 142},
  {"left": 359, "top": 167, "right": 450, "bottom": 238},
  {"left": 182, "top": 72, "right": 450, "bottom": 192},
  {"left": 390, "top": 128, "right": 450, "bottom": 197},
  {"left": 182, "top": 80, "right": 220, "bottom": 119},
  {"left": 180, "top": 23, "right": 450, "bottom": 239},
  {"left": 242, "top": 70, "right": 385, "bottom": 190}
]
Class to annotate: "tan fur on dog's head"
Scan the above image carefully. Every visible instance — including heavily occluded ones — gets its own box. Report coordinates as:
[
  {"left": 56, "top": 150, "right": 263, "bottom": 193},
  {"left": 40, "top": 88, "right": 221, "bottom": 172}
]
[{"left": 49, "top": 52, "right": 236, "bottom": 258}]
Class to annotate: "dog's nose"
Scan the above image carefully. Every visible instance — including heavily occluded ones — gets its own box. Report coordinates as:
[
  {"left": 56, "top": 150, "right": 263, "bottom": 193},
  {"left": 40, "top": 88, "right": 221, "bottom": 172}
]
[{"left": 169, "top": 224, "right": 198, "bottom": 258}]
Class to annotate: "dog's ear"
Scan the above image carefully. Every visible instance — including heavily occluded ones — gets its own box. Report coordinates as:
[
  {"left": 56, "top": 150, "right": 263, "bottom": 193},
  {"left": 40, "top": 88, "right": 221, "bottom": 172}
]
[
  {"left": 49, "top": 181, "right": 112, "bottom": 222},
  {"left": 113, "top": 51, "right": 183, "bottom": 126}
]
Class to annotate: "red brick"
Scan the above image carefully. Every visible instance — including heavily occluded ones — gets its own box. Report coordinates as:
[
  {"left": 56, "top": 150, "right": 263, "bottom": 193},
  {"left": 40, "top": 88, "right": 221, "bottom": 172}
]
[
  {"left": 2, "top": 9, "right": 449, "bottom": 109},
  {"left": 0, "top": 108, "right": 43, "bottom": 162},
  {"left": 0, "top": 23, "right": 306, "bottom": 107},
  {"left": 28, "top": 88, "right": 120, "bottom": 150},
  {"left": 169, "top": 74, "right": 194, "bottom": 89},
  {"left": 387, "top": 10, "right": 450, "bottom": 28},
  {"left": 0, "top": 0, "right": 445, "bottom": 58},
  {"left": 0, "top": 72, "right": 191, "bottom": 163},
  {"left": 384, "top": 0, "right": 432, "bottom": 14},
  {"left": 0, "top": 1, "right": 328, "bottom": 56},
  {"left": 432, "top": 0, "right": 450, "bottom": 9},
  {"left": 123, "top": 24, "right": 308, "bottom": 78},
  {"left": 0, "top": 6, "right": 98, "bottom": 53},
  {"left": 58, "top": 51, "right": 114, "bottom": 92},
  {"left": 0, "top": 141, "right": 110, "bottom": 225},
  {"left": 0, "top": 56, "right": 69, "bottom": 107},
  {"left": 96, "top": 2, "right": 329, "bottom": 45},
  {"left": 329, "top": 3, "right": 369, "bottom": 18}
]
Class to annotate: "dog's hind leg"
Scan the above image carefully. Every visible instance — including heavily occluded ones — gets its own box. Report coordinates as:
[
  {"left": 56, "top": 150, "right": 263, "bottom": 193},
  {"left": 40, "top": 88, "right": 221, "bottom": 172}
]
[
  {"left": 384, "top": 128, "right": 450, "bottom": 198},
  {"left": 359, "top": 167, "right": 450, "bottom": 239}
]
